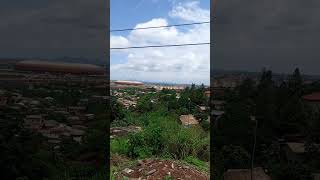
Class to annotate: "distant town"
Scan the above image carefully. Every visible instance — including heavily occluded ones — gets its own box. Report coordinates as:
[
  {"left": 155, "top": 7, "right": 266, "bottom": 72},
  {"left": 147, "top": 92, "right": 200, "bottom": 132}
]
[{"left": 0, "top": 59, "right": 108, "bottom": 179}]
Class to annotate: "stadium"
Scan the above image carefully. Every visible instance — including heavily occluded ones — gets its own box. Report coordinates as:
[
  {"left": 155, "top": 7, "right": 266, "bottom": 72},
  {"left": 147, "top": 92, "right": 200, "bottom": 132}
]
[
  {"left": 14, "top": 60, "right": 106, "bottom": 75},
  {"left": 113, "top": 80, "right": 144, "bottom": 86}
]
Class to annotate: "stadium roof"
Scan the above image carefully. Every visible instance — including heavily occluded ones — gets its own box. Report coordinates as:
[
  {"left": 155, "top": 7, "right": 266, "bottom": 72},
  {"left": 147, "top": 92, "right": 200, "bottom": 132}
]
[
  {"left": 114, "top": 80, "right": 144, "bottom": 86},
  {"left": 15, "top": 60, "right": 105, "bottom": 75},
  {"left": 302, "top": 92, "right": 320, "bottom": 101}
]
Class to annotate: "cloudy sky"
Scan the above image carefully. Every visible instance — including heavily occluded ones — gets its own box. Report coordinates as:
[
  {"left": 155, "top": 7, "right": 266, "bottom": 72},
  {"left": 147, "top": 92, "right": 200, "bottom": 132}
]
[
  {"left": 110, "top": 0, "right": 210, "bottom": 85},
  {"left": 0, "top": 0, "right": 106, "bottom": 60},
  {"left": 214, "top": 0, "right": 320, "bottom": 75}
]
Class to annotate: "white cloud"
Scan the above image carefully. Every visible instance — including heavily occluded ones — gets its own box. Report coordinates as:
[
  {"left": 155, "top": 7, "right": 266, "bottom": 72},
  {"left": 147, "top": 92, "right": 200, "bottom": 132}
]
[
  {"left": 169, "top": 1, "right": 210, "bottom": 22},
  {"left": 111, "top": 1, "right": 209, "bottom": 85},
  {"left": 110, "top": 35, "right": 129, "bottom": 48}
]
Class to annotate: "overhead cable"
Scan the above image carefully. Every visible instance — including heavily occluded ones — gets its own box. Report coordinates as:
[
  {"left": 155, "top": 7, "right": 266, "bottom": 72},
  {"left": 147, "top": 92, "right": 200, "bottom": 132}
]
[
  {"left": 110, "top": 21, "right": 210, "bottom": 32},
  {"left": 110, "top": 42, "right": 210, "bottom": 50}
]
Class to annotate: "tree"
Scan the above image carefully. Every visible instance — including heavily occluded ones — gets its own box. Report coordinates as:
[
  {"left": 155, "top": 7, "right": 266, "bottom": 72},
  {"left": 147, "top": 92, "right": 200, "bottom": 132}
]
[
  {"left": 110, "top": 97, "right": 125, "bottom": 122},
  {"left": 288, "top": 68, "right": 303, "bottom": 96},
  {"left": 136, "top": 94, "right": 154, "bottom": 113}
]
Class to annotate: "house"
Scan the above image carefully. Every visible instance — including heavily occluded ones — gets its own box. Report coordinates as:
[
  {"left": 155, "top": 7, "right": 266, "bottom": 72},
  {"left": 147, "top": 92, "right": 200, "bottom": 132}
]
[
  {"left": 204, "top": 90, "right": 210, "bottom": 98},
  {"left": 69, "top": 128, "right": 86, "bottom": 143},
  {"left": 283, "top": 142, "right": 306, "bottom": 162},
  {"left": 198, "top": 105, "right": 207, "bottom": 112},
  {"left": 30, "top": 100, "right": 41, "bottom": 107},
  {"left": 180, "top": 115, "right": 199, "bottom": 127},
  {"left": 68, "top": 106, "right": 86, "bottom": 114},
  {"left": 0, "top": 96, "right": 8, "bottom": 106},
  {"left": 212, "top": 110, "right": 225, "bottom": 117},
  {"left": 312, "top": 173, "right": 320, "bottom": 180},
  {"left": 302, "top": 92, "right": 320, "bottom": 112},
  {"left": 212, "top": 100, "right": 226, "bottom": 110},
  {"left": 54, "top": 110, "right": 70, "bottom": 117},
  {"left": 44, "top": 96, "right": 54, "bottom": 101},
  {"left": 211, "top": 110, "right": 225, "bottom": 127},
  {"left": 67, "top": 116, "right": 82, "bottom": 125},
  {"left": 223, "top": 167, "right": 271, "bottom": 180},
  {"left": 85, "top": 114, "right": 95, "bottom": 120},
  {"left": 24, "top": 115, "right": 44, "bottom": 130},
  {"left": 43, "top": 120, "right": 59, "bottom": 128}
]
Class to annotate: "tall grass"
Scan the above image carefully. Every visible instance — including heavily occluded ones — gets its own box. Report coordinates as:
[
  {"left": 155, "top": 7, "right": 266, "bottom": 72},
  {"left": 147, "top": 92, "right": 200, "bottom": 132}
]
[{"left": 123, "top": 110, "right": 210, "bottom": 161}]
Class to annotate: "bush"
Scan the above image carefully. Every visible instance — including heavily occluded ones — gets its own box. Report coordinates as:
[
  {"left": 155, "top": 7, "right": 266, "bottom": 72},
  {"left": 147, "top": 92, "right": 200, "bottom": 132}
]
[
  {"left": 110, "top": 138, "right": 129, "bottom": 155},
  {"left": 126, "top": 111, "right": 210, "bottom": 161},
  {"left": 127, "top": 132, "right": 152, "bottom": 158}
]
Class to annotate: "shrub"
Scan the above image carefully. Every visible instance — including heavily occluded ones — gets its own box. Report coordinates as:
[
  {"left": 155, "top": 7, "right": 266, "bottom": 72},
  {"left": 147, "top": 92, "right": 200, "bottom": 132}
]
[
  {"left": 127, "top": 133, "right": 152, "bottom": 158},
  {"left": 184, "top": 156, "right": 209, "bottom": 172},
  {"left": 126, "top": 110, "right": 210, "bottom": 161},
  {"left": 110, "top": 138, "right": 129, "bottom": 155}
]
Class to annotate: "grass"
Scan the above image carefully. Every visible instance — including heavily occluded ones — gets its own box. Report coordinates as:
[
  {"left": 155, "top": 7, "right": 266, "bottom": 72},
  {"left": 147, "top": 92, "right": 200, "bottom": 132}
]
[
  {"left": 110, "top": 138, "right": 129, "bottom": 155},
  {"left": 183, "top": 156, "right": 209, "bottom": 173},
  {"left": 110, "top": 106, "right": 210, "bottom": 178},
  {"left": 110, "top": 157, "right": 138, "bottom": 180}
]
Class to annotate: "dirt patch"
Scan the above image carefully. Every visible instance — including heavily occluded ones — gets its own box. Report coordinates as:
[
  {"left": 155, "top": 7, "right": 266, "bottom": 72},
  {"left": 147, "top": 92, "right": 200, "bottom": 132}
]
[
  {"left": 115, "top": 158, "right": 209, "bottom": 180},
  {"left": 111, "top": 154, "right": 131, "bottom": 167}
]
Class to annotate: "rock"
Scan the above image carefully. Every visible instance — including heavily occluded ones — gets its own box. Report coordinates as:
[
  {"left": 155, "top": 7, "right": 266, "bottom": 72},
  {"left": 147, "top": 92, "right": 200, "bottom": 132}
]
[
  {"left": 171, "top": 163, "right": 174, "bottom": 169},
  {"left": 146, "top": 169, "right": 157, "bottom": 175},
  {"left": 145, "top": 159, "right": 153, "bottom": 164},
  {"left": 138, "top": 160, "right": 143, "bottom": 165},
  {"left": 183, "top": 165, "right": 190, "bottom": 169},
  {"left": 123, "top": 168, "right": 134, "bottom": 174}
]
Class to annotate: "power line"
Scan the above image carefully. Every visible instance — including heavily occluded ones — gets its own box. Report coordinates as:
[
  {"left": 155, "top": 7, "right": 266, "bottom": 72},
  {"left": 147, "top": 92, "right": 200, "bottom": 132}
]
[
  {"left": 110, "top": 42, "right": 210, "bottom": 50},
  {"left": 110, "top": 21, "right": 210, "bottom": 32}
]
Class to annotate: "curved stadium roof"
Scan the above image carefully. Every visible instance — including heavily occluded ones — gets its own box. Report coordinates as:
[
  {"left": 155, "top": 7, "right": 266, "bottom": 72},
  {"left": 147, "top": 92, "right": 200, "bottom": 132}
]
[
  {"left": 114, "top": 80, "right": 144, "bottom": 86},
  {"left": 15, "top": 60, "right": 105, "bottom": 75}
]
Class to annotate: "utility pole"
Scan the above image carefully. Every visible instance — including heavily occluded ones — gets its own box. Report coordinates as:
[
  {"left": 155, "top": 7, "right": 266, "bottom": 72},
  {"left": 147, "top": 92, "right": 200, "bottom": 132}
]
[{"left": 250, "top": 115, "right": 258, "bottom": 180}]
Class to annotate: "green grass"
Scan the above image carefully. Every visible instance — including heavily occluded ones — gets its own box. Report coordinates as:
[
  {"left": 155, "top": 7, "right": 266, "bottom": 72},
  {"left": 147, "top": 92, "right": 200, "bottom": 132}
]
[
  {"left": 183, "top": 156, "right": 209, "bottom": 173},
  {"left": 110, "top": 138, "right": 129, "bottom": 155}
]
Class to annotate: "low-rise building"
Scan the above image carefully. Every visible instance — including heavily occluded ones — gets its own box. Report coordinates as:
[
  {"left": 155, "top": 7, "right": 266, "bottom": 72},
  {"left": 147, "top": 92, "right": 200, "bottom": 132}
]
[
  {"left": 180, "top": 115, "right": 199, "bottom": 127},
  {"left": 212, "top": 100, "right": 226, "bottom": 110},
  {"left": 223, "top": 167, "right": 271, "bottom": 180},
  {"left": 284, "top": 142, "right": 307, "bottom": 162},
  {"left": 303, "top": 92, "right": 320, "bottom": 112},
  {"left": 24, "top": 115, "right": 44, "bottom": 130}
]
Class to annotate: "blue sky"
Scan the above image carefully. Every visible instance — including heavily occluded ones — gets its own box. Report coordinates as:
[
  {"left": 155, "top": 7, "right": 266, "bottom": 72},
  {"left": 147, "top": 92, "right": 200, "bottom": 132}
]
[{"left": 110, "top": 0, "right": 210, "bottom": 85}]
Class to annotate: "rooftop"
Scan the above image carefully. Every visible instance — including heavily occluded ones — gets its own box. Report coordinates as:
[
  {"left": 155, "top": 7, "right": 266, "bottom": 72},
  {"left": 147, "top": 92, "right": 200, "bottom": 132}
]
[
  {"left": 303, "top": 92, "right": 320, "bottom": 101},
  {"left": 180, "top": 115, "right": 199, "bottom": 126},
  {"left": 287, "top": 142, "right": 305, "bottom": 153},
  {"left": 224, "top": 167, "right": 271, "bottom": 180}
]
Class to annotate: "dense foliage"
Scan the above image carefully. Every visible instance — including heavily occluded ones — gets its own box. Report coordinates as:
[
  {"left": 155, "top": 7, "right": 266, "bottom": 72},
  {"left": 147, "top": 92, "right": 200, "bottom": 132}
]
[
  {"left": 213, "top": 68, "right": 320, "bottom": 179},
  {"left": 0, "top": 85, "right": 108, "bottom": 180},
  {"left": 111, "top": 84, "right": 210, "bottom": 174}
]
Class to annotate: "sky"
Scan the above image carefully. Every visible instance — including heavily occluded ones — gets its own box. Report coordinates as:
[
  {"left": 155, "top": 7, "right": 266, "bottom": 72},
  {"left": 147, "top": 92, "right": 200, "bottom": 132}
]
[
  {"left": 214, "top": 0, "right": 320, "bottom": 76},
  {"left": 0, "top": 0, "right": 107, "bottom": 60},
  {"left": 110, "top": 0, "right": 210, "bottom": 85}
]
